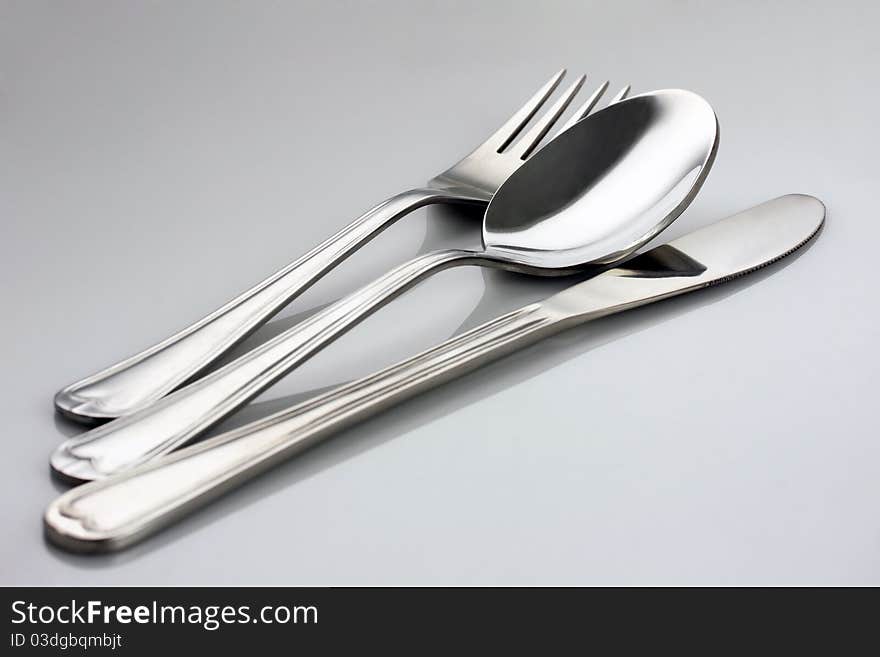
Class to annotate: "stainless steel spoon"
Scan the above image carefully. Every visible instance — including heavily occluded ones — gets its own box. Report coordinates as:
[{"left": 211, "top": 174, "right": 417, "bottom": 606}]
[{"left": 51, "top": 89, "right": 719, "bottom": 483}]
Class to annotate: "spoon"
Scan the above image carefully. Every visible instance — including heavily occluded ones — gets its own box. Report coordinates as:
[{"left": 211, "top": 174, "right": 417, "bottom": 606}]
[{"left": 51, "top": 89, "right": 719, "bottom": 483}]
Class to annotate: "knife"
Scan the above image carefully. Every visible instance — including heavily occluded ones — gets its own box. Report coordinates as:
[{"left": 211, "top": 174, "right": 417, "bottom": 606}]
[{"left": 44, "top": 194, "right": 825, "bottom": 553}]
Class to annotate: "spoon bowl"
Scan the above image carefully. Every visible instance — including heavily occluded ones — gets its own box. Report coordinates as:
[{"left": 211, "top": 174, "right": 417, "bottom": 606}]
[{"left": 483, "top": 89, "right": 718, "bottom": 270}]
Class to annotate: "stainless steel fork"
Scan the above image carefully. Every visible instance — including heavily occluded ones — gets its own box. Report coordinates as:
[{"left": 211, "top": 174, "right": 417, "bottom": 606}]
[{"left": 55, "top": 69, "right": 625, "bottom": 424}]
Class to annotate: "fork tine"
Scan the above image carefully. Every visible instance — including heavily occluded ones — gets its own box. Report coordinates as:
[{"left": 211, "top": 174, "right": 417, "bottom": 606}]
[
  {"left": 482, "top": 69, "right": 566, "bottom": 153},
  {"left": 609, "top": 84, "right": 631, "bottom": 104},
  {"left": 510, "top": 74, "right": 586, "bottom": 160},
  {"left": 555, "top": 80, "right": 610, "bottom": 134}
]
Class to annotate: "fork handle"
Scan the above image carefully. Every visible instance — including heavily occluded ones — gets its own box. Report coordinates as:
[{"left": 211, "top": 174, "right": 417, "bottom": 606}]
[
  {"left": 54, "top": 188, "right": 480, "bottom": 423},
  {"left": 45, "top": 301, "right": 566, "bottom": 552},
  {"left": 50, "top": 247, "right": 487, "bottom": 483}
]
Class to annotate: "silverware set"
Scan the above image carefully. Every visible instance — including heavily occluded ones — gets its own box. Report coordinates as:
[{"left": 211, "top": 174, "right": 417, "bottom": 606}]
[{"left": 43, "top": 69, "right": 825, "bottom": 552}]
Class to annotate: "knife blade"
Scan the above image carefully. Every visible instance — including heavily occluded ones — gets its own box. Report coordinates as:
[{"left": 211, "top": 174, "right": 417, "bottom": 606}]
[
  {"left": 544, "top": 193, "right": 825, "bottom": 321},
  {"left": 44, "top": 194, "right": 825, "bottom": 553}
]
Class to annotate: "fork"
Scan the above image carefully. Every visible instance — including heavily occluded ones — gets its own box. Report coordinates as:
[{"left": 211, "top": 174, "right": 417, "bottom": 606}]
[{"left": 55, "top": 69, "right": 626, "bottom": 424}]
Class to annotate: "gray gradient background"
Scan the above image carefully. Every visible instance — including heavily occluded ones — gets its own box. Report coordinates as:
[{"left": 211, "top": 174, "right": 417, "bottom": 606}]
[{"left": 1, "top": 0, "right": 877, "bottom": 585}]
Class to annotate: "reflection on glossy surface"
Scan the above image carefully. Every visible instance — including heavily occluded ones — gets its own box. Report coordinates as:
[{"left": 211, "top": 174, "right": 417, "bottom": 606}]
[
  {"left": 485, "top": 90, "right": 718, "bottom": 268},
  {"left": 44, "top": 195, "right": 825, "bottom": 553},
  {"left": 50, "top": 89, "right": 719, "bottom": 484},
  {"left": 614, "top": 245, "right": 707, "bottom": 279}
]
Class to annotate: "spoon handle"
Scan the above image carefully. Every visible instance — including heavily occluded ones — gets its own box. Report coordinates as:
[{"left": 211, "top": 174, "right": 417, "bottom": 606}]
[
  {"left": 54, "top": 188, "right": 471, "bottom": 424},
  {"left": 51, "top": 247, "right": 483, "bottom": 483},
  {"left": 45, "top": 301, "right": 564, "bottom": 552}
]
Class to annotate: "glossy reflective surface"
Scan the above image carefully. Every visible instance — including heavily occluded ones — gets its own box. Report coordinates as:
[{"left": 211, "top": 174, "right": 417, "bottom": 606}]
[
  {"left": 44, "top": 195, "right": 825, "bottom": 553},
  {"left": 484, "top": 90, "right": 718, "bottom": 268},
  {"left": 49, "top": 89, "right": 717, "bottom": 484},
  {"left": 54, "top": 71, "right": 618, "bottom": 423}
]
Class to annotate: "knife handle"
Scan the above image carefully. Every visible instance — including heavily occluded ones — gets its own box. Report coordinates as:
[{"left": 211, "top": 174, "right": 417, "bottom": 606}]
[
  {"left": 54, "top": 188, "right": 470, "bottom": 424},
  {"left": 45, "top": 302, "right": 564, "bottom": 553}
]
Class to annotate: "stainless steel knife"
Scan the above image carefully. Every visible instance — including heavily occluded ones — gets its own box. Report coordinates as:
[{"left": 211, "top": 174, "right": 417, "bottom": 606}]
[{"left": 44, "top": 194, "right": 825, "bottom": 553}]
